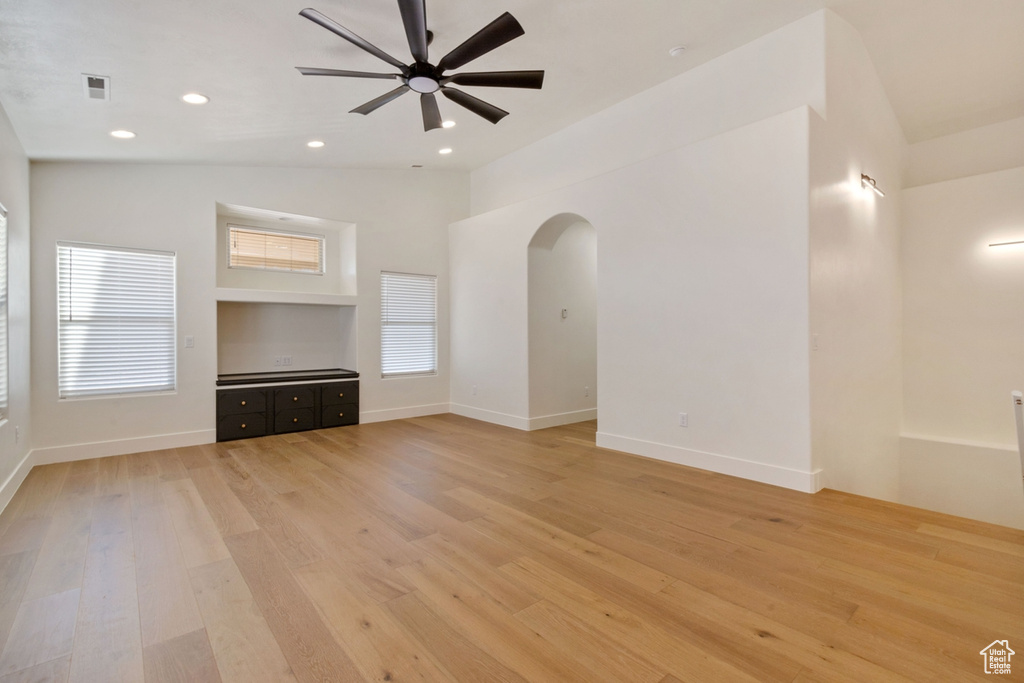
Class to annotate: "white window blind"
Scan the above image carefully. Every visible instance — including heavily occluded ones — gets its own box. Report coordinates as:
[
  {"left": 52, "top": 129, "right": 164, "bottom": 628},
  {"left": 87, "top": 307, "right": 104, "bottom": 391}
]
[
  {"left": 228, "top": 225, "right": 324, "bottom": 274},
  {"left": 0, "top": 208, "right": 8, "bottom": 420},
  {"left": 381, "top": 271, "right": 437, "bottom": 378},
  {"left": 57, "top": 243, "right": 176, "bottom": 399}
]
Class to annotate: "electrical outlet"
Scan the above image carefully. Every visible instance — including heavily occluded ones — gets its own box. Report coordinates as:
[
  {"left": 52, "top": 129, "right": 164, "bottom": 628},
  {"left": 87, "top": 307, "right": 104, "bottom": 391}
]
[
  {"left": 274, "top": 356, "right": 282, "bottom": 366},
  {"left": 282, "top": 356, "right": 293, "bottom": 366},
  {"left": 184, "top": 335, "right": 194, "bottom": 349},
  {"left": 679, "top": 412, "right": 688, "bottom": 427},
  {"left": 14, "top": 426, "right": 19, "bottom": 444},
  {"left": 472, "top": 384, "right": 477, "bottom": 396},
  {"left": 585, "top": 386, "right": 589, "bottom": 397}
]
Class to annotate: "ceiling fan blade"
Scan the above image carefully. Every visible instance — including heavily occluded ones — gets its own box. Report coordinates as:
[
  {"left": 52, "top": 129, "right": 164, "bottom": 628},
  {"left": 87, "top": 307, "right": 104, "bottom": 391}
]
[
  {"left": 296, "top": 67, "right": 401, "bottom": 80},
  {"left": 420, "top": 93, "right": 443, "bottom": 131},
  {"left": 441, "top": 87, "right": 509, "bottom": 124},
  {"left": 436, "top": 12, "right": 525, "bottom": 73},
  {"left": 441, "top": 70, "right": 544, "bottom": 89},
  {"left": 397, "top": 0, "right": 429, "bottom": 63},
  {"left": 350, "top": 85, "right": 411, "bottom": 115},
  {"left": 299, "top": 8, "right": 408, "bottom": 71}
]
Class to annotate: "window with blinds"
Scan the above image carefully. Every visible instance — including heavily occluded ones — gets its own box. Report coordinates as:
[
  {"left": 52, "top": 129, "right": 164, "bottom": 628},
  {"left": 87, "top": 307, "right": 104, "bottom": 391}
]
[
  {"left": 0, "top": 208, "right": 8, "bottom": 420},
  {"left": 57, "top": 243, "right": 176, "bottom": 399},
  {"left": 228, "top": 225, "right": 324, "bottom": 274},
  {"left": 381, "top": 271, "right": 437, "bottom": 378}
]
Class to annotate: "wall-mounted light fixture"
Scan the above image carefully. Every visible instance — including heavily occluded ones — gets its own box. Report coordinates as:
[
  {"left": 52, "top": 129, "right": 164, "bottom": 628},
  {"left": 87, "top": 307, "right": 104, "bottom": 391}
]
[
  {"left": 989, "top": 240, "right": 1024, "bottom": 247},
  {"left": 861, "top": 174, "right": 884, "bottom": 197}
]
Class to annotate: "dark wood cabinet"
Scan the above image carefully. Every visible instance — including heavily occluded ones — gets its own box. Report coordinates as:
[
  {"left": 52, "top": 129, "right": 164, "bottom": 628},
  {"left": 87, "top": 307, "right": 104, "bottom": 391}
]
[{"left": 216, "top": 378, "right": 359, "bottom": 442}]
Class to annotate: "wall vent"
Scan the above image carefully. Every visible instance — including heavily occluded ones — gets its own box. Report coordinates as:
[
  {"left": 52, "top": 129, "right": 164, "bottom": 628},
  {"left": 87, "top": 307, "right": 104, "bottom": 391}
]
[{"left": 82, "top": 74, "right": 110, "bottom": 101}]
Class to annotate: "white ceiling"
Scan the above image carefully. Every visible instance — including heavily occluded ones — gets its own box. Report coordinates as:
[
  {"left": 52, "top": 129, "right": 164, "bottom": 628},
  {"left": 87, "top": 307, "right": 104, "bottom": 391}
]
[{"left": 0, "top": 0, "right": 1021, "bottom": 171}]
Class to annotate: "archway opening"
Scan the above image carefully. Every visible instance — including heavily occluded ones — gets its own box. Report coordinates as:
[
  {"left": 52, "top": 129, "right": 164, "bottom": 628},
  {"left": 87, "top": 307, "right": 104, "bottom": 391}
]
[{"left": 528, "top": 213, "right": 598, "bottom": 430}]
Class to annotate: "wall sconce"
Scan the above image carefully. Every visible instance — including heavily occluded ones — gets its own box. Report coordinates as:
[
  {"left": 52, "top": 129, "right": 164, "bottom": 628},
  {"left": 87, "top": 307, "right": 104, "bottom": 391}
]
[
  {"left": 989, "top": 240, "right": 1024, "bottom": 247},
  {"left": 861, "top": 174, "right": 884, "bottom": 197}
]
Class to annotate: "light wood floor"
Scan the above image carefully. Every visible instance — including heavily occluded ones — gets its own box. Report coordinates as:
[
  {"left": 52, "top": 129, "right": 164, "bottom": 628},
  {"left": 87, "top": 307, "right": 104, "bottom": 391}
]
[{"left": 0, "top": 416, "right": 1021, "bottom": 682}]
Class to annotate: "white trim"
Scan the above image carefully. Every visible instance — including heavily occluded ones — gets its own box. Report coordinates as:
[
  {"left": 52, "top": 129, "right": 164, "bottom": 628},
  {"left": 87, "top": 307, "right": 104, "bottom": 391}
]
[
  {"left": 899, "top": 431, "right": 1016, "bottom": 453},
  {"left": 32, "top": 429, "right": 216, "bottom": 466},
  {"left": 527, "top": 409, "right": 597, "bottom": 431},
  {"left": 0, "top": 449, "right": 34, "bottom": 515},
  {"left": 595, "top": 432, "right": 822, "bottom": 493},
  {"left": 359, "top": 403, "right": 450, "bottom": 424},
  {"left": 449, "top": 403, "right": 531, "bottom": 431},
  {"left": 214, "top": 288, "right": 357, "bottom": 306}
]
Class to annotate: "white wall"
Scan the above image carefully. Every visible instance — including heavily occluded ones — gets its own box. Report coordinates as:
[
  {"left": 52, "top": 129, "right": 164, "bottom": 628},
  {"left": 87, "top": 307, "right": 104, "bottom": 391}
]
[
  {"left": 30, "top": 163, "right": 468, "bottom": 461},
  {"left": 470, "top": 11, "right": 827, "bottom": 214},
  {"left": 0, "top": 103, "right": 31, "bottom": 510},
  {"left": 901, "top": 165, "right": 1024, "bottom": 528},
  {"left": 806, "top": 13, "right": 906, "bottom": 501},
  {"left": 452, "top": 107, "right": 817, "bottom": 491},
  {"left": 528, "top": 219, "right": 597, "bottom": 424},
  {"left": 906, "top": 115, "right": 1024, "bottom": 189},
  {"left": 903, "top": 165, "right": 1024, "bottom": 444}
]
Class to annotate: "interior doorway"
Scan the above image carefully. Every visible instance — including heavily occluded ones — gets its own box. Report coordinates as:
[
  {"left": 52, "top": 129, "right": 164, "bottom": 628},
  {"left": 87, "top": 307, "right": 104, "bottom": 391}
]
[{"left": 527, "top": 214, "right": 597, "bottom": 429}]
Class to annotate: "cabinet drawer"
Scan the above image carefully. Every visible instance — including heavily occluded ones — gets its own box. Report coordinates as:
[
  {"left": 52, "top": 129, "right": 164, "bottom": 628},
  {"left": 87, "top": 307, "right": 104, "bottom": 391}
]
[
  {"left": 217, "top": 413, "right": 267, "bottom": 441},
  {"left": 217, "top": 390, "right": 267, "bottom": 416},
  {"left": 275, "top": 407, "right": 315, "bottom": 433},
  {"left": 274, "top": 386, "right": 315, "bottom": 410},
  {"left": 322, "top": 381, "right": 359, "bottom": 406},
  {"left": 322, "top": 403, "right": 359, "bottom": 428}
]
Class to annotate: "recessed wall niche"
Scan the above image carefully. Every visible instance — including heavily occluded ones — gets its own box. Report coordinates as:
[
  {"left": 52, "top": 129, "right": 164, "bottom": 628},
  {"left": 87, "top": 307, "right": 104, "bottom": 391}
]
[
  {"left": 215, "top": 202, "right": 356, "bottom": 298},
  {"left": 214, "top": 202, "right": 358, "bottom": 376},
  {"left": 217, "top": 302, "right": 357, "bottom": 374}
]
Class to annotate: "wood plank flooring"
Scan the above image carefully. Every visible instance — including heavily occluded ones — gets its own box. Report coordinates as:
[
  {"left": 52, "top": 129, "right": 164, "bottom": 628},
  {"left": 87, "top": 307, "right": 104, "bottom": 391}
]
[{"left": 0, "top": 415, "right": 1021, "bottom": 682}]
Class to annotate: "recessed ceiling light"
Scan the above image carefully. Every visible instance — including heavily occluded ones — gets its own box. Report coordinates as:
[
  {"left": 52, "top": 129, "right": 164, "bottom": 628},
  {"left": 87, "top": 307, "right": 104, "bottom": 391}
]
[
  {"left": 442, "top": 120, "right": 456, "bottom": 129},
  {"left": 439, "top": 148, "right": 453, "bottom": 155},
  {"left": 110, "top": 130, "right": 136, "bottom": 139},
  {"left": 669, "top": 46, "right": 687, "bottom": 57},
  {"left": 182, "top": 93, "right": 209, "bottom": 105},
  {"left": 307, "top": 140, "right": 325, "bottom": 148}
]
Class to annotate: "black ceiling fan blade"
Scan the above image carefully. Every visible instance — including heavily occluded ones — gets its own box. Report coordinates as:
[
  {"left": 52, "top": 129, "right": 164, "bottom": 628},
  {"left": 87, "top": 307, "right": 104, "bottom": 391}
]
[
  {"left": 442, "top": 70, "right": 544, "bottom": 89},
  {"left": 350, "top": 85, "right": 411, "bottom": 115},
  {"left": 441, "top": 87, "right": 509, "bottom": 124},
  {"left": 397, "top": 0, "right": 429, "bottom": 63},
  {"left": 420, "top": 93, "right": 443, "bottom": 131},
  {"left": 296, "top": 67, "right": 401, "bottom": 80},
  {"left": 299, "top": 8, "right": 408, "bottom": 71},
  {"left": 436, "top": 12, "right": 525, "bottom": 73}
]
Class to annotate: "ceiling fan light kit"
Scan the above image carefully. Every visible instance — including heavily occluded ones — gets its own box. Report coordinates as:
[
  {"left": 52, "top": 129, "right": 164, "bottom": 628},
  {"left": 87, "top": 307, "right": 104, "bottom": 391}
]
[{"left": 295, "top": 1, "right": 544, "bottom": 132}]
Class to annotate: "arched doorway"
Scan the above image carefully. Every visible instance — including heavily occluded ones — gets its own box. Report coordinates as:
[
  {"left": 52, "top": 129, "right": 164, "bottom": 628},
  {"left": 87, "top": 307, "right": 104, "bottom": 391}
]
[{"left": 528, "top": 214, "right": 598, "bottom": 428}]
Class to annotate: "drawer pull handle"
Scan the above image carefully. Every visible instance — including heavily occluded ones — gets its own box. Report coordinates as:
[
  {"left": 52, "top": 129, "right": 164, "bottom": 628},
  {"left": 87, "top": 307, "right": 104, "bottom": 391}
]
[
  {"left": 240, "top": 400, "right": 246, "bottom": 406},
  {"left": 339, "top": 413, "right": 344, "bottom": 417},
  {"left": 240, "top": 423, "right": 246, "bottom": 429},
  {"left": 339, "top": 392, "right": 344, "bottom": 398},
  {"left": 293, "top": 418, "right": 299, "bottom": 423},
  {"left": 293, "top": 396, "right": 299, "bottom": 402}
]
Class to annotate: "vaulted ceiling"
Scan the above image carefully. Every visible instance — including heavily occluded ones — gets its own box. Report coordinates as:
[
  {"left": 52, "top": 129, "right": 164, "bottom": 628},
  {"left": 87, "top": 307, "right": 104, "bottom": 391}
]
[{"left": 1, "top": 0, "right": 1021, "bottom": 170}]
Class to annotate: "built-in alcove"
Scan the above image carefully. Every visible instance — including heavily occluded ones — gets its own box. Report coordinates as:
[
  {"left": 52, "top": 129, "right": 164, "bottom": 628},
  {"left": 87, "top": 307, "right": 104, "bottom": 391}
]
[
  {"left": 214, "top": 202, "right": 359, "bottom": 376},
  {"left": 215, "top": 202, "right": 356, "bottom": 304},
  {"left": 217, "top": 302, "right": 357, "bottom": 375}
]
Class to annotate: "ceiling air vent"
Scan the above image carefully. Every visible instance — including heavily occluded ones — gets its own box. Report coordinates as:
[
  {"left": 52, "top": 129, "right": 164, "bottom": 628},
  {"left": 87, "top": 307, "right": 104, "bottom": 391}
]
[{"left": 82, "top": 74, "right": 110, "bottom": 101}]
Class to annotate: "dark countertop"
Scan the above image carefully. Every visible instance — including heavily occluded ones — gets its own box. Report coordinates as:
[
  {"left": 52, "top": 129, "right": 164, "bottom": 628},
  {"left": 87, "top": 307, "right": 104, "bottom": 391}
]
[{"left": 216, "top": 368, "right": 359, "bottom": 387}]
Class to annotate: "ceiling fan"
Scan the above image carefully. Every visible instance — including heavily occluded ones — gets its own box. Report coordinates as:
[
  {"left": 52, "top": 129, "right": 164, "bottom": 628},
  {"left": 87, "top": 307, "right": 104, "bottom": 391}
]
[{"left": 295, "top": 2, "right": 544, "bottom": 131}]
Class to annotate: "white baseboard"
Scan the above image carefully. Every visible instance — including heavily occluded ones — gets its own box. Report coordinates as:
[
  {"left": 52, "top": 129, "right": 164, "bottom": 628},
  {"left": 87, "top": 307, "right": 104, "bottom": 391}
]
[
  {"left": 32, "top": 429, "right": 217, "bottom": 466},
  {"left": 450, "top": 404, "right": 531, "bottom": 431},
  {"left": 0, "top": 449, "right": 36, "bottom": 515},
  {"left": 360, "top": 403, "right": 451, "bottom": 424},
  {"left": 528, "top": 409, "right": 597, "bottom": 431},
  {"left": 596, "top": 432, "right": 822, "bottom": 493}
]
